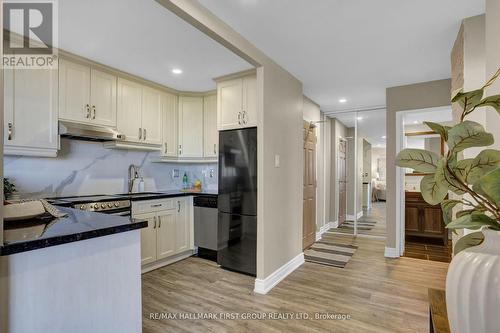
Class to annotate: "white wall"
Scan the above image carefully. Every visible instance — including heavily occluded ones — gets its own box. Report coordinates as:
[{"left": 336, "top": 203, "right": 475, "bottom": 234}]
[
  {"left": 485, "top": 1, "right": 500, "bottom": 148},
  {"left": 4, "top": 139, "right": 218, "bottom": 198}
]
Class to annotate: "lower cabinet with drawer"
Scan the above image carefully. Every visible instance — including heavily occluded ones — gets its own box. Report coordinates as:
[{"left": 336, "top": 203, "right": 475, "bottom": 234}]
[{"left": 132, "top": 197, "right": 193, "bottom": 271}]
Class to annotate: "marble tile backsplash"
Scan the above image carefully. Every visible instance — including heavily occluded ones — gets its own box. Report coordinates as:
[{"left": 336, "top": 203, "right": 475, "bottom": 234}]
[{"left": 4, "top": 139, "right": 218, "bottom": 199}]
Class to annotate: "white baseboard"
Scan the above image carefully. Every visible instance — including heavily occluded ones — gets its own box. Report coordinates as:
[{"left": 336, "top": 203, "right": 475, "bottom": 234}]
[
  {"left": 315, "top": 221, "right": 337, "bottom": 241},
  {"left": 384, "top": 247, "right": 400, "bottom": 258},
  {"left": 346, "top": 211, "right": 363, "bottom": 220},
  {"left": 254, "top": 252, "right": 304, "bottom": 295}
]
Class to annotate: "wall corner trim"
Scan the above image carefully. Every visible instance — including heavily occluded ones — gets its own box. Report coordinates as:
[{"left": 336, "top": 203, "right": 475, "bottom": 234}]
[
  {"left": 384, "top": 247, "right": 400, "bottom": 258},
  {"left": 316, "top": 221, "right": 337, "bottom": 241},
  {"left": 254, "top": 252, "right": 304, "bottom": 295}
]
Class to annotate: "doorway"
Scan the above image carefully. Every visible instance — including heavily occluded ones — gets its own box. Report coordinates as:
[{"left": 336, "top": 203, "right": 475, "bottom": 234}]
[{"left": 303, "top": 122, "right": 317, "bottom": 249}]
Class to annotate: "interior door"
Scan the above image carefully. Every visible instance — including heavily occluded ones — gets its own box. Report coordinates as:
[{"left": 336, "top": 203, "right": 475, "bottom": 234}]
[
  {"left": 117, "top": 78, "right": 142, "bottom": 142},
  {"left": 90, "top": 68, "right": 117, "bottom": 127},
  {"left": 58, "top": 59, "right": 91, "bottom": 123},
  {"left": 156, "top": 210, "right": 176, "bottom": 260},
  {"left": 338, "top": 139, "right": 347, "bottom": 226},
  {"left": 134, "top": 212, "right": 157, "bottom": 265},
  {"left": 303, "top": 122, "right": 317, "bottom": 249}
]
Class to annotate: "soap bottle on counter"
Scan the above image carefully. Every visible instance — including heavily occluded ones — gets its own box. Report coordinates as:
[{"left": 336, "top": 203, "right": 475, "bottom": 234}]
[{"left": 182, "top": 172, "right": 189, "bottom": 189}]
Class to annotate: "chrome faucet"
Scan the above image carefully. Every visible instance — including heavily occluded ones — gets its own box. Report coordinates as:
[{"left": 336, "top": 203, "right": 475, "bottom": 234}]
[{"left": 128, "top": 164, "right": 140, "bottom": 193}]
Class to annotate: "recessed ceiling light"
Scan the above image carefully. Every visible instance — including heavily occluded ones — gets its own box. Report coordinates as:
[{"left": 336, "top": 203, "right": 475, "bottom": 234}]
[
  {"left": 339, "top": 98, "right": 347, "bottom": 103},
  {"left": 413, "top": 121, "right": 419, "bottom": 124},
  {"left": 357, "top": 116, "right": 363, "bottom": 120},
  {"left": 382, "top": 135, "right": 387, "bottom": 139},
  {"left": 172, "top": 68, "right": 183, "bottom": 74}
]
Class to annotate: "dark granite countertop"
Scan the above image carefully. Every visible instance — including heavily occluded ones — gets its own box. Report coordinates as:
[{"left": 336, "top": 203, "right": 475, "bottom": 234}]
[
  {"left": 120, "top": 190, "right": 218, "bottom": 202},
  {"left": 0, "top": 207, "right": 147, "bottom": 256}
]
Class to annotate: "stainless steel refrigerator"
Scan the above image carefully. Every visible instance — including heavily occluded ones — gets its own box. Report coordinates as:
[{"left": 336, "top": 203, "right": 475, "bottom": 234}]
[{"left": 217, "top": 127, "right": 257, "bottom": 276}]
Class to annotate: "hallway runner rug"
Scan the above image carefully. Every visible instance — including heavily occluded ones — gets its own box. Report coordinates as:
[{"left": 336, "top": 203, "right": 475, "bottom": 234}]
[
  {"left": 338, "top": 220, "right": 377, "bottom": 231},
  {"left": 304, "top": 240, "right": 358, "bottom": 268}
]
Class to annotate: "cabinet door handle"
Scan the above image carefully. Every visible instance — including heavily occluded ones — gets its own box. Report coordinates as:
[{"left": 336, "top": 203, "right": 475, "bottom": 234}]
[
  {"left": 7, "top": 122, "right": 13, "bottom": 140},
  {"left": 237, "top": 112, "right": 242, "bottom": 125},
  {"left": 153, "top": 216, "right": 157, "bottom": 229},
  {"left": 158, "top": 216, "right": 161, "bottom": 228},
  {"left": 164, "top": 142, "right": 168, "bottom": 154},
  {"left": 143, "top": 128, "right": 147, "bottom": 141},
  {"left": 138, "top": 128, "right": 142, "bottom": 140},
  {"left": 242, "top": 111, "right": 248, "bottom": 124},
  {"left": 177, "top": 201, "right": 180, "bottom": 213},
  {"left": 85, "top": 104, "right": 91, "bottom": 118},
  {"left": 213, "top": 143, "right": 217, "bottom": 155},
  {"left": 178, "top": 145, "right": 182, "bottom": 155},
  {"left": 150, "top": 204, "right": 162, "bottom": 208},
  {"left": 92, "top": 105, "right": 96, "bottom": 119}
]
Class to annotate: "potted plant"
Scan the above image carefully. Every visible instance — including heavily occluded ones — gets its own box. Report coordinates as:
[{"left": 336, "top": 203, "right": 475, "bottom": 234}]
[{"left": 396, "top": 68, "right": 500, "bottom": 333}]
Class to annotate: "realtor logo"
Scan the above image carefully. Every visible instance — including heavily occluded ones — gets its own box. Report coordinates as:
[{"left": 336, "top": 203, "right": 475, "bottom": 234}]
[{"left": 3, "top": 0, "right": 58, "bottom": 69}]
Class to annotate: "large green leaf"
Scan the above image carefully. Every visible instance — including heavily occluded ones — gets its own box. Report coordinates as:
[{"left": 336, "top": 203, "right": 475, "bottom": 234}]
[
  {"left": 435, "top": 158, "right": 466, "bottom": 195},
  {"left": 451, "top": 89, "right": 484, "bottom": 113},
  {"left": 441, "top": 199, "right": 461, "bottom": 225},
  {"left": 395, "top": 148, "right": 440, "bottom": 173},
  {"left": 454, "top": 232, "right": 484, "bottom": 255},
  {"left": 446, "top": 212, "right": 500, "bottom": 230},
  {"left": 424, "top": 121, "right": 450, "bottom": 141},
  {"left": 455, "top": 149, "right": 500, "bottom": 184},
  {"left": 420, "top": 174, "right": 448, "bottom": 205},
  {"left": 456, "top": 208, "right": 486, "bottom": 218},
  {"left": 447, "top": 121, "right": 494, "bottom": 153},
  {"left": 478, "top": 167, "right": 500, "bottom": 206},
  {"left": 477, "top": 94, "right": 500, "bottom": 114}
]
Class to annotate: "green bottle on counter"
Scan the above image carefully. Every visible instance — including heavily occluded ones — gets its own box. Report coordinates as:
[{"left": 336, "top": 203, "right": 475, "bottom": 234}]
[{"left": 182, "top": 172, "right": 189, "bottom": 189}]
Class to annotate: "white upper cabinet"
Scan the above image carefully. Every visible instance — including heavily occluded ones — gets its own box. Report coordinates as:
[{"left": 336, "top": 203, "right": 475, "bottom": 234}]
[
  {"left": 59, "top": 59, "right": 91, "bottom": 124},
  {"left": 217, "top": 78, "right": 242, "bottom": 130},
  {"left": 59, "top": 59, "right": 117, "bottom": 128},
  {"left": 161, "top": 92, "right": 178, "bottom": 157},
  {"left": 178, "top": 96, "right": 204, "bottom": 158},
  {"left": 217, "top": 73, "right": 257, "bottom": 130},
  {"left": 90, "top": 69, "right": 117, "bottom": 127},
  {"left": 117, "top": 78, "right": 142, "bottom": 142},
  {"left": 203, "top": 94, "right": 218, "bottom": 159},
  {"left": 4, "top": 68, "right": 58, "bottom": 157},
  {"left": 141, "top": 87, "right": 163, "bottom": 145}
]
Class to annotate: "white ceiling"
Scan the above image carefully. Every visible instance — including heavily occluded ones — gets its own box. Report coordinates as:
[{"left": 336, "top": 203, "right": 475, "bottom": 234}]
[
  {"left": 199, "top": 0, "right": 484, "bottom": 110},
  {"left": 58, "top": 0, "right": 252, "bottom": 92}
]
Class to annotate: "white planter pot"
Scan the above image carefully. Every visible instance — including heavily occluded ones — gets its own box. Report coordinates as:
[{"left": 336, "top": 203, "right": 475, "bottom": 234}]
[{"left": 446, "top": 228, "right": 500, "bottom": 333}]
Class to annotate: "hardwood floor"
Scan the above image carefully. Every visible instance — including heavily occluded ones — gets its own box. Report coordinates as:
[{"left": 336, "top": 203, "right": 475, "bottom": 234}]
[
  {"left": 142, "top": 233, "right": 448, "bottom": 333},
  {"left": 404, "top": 240, "right": 452, "bottom": 263},
  {"left": 359, "top": 201, "right": 386, "bottom": 237}
]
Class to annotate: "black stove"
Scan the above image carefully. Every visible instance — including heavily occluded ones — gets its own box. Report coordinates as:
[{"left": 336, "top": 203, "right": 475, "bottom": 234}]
[{"left": 49, "top": 195, "right": 131, "bottom": 216}]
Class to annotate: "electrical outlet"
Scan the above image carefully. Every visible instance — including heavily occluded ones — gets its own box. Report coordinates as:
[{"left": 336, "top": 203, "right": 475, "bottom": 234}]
[
  {"left": 274, "top": 154, "right": 280, "bottom": 168},
  {"left": 209, "top": 169, "right": 215, "bottom": 178},
  {"left": 172, "top": 169, "right": 180, "bottom": 178}
]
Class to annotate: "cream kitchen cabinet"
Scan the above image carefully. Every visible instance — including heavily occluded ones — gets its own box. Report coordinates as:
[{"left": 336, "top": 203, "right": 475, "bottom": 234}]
[
  {"left": 203, "top": 94, "right": 218, "bottom": 159},
  {"left": 132, "top": 197, "right": 193, "bottom": 269},
  {"left": 59, "top": 58, "right": 117, "bottom": 127},
  {"left": 178, "top": 96, "right": 204, "bottom": 158},
  {"left": 4, "top": 68, "right": 58, "bottom": 157},
  {"left": 110, "top": 78, "right": 162, "bottom": 149},
  {"left": 161, "top": 92, "right": 178, "bottom": 157},
  {"left": 217, "top": 74, "right": 257, "bottom": 130}
]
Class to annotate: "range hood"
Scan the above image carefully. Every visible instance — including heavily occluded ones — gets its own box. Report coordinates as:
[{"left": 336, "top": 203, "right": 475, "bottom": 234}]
[{"left": 59, "top": 121, "right": 125, "bottom": 142}]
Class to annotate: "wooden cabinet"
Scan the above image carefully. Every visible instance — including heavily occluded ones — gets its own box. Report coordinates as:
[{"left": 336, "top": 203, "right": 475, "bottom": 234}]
[
  {"left": 178, "top": 96, "right": 204, "bottom": 158},
  {"left": 217, "top": 73, "right": 257, "bottom": 130},
  {"left": 113, "top": 78, "right": 162, "bottom": 148},
  {"left": 405, "top": 191, "right": 447, "bottom": 244},
  {"left": 161, "top": 92, "right": 178, "bottom": 157},
  {"left": 59, "top": 59, "right": 117, "bottom": 127},
  {"left": 132, "top": 197, "right": 193, "bottom": 268},
  {"left": 203, "top": 94, "right": 218, "bottom": 158},
  {"left": 4, "top": 68, "right": 59, "bottom": 157}
]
